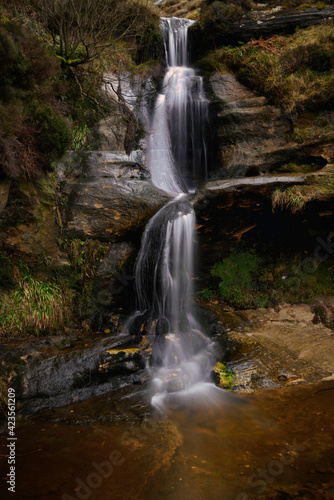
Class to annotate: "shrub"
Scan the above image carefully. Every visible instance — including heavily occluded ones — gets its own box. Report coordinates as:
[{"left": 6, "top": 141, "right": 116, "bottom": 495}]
[
  {"left": 280, "top": 44, "right": 334, "bottom": 74},
  {"left": 201, "top": 1, "right": 243, "bottom": 35},
  {"left": 206, "top": 245, "right": 334, "bottom": 309},
  {"left": 28, "top": 101, "right": 71, "bottom": 163}
]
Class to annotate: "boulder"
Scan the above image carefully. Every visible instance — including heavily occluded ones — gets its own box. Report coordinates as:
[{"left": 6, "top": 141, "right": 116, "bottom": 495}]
[
  {"left": 0, "top": 332, "right": 148, "bottom": 414},
  {"left": 59, "top": 151, "right": 172, "bottom": 242}
]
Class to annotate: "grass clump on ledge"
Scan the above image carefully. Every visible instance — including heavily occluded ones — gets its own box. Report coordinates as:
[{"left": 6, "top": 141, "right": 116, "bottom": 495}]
[
  {"left": 272, "top": 172, "right": 334, "bottom": 213},
  {"left": 58, "top": 238, "right": 110, "bottom": 315},
  {"left": 0, "top": 265, "right": 72, "bottom": 338}
]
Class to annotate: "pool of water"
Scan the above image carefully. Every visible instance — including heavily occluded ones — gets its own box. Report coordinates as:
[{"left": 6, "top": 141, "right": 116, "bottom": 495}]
[{"left": 1, "top": 380, "right": 333, "bottom": 500}]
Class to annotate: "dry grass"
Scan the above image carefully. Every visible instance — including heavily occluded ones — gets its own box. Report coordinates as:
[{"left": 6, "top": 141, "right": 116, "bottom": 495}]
[
  {"left": 271, "top": 186, "right": 313, "bottom": 212},
  {"left": 272, "top": 172, "right": 334, "bottom": 212}
]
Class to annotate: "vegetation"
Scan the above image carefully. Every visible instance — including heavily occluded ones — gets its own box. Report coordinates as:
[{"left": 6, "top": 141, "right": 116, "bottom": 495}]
[
  {"left": 161, "top": 0, "right": 202, "bottom": 19},
  {"left": 0, "top": 0, "right": 161, "bottom": 181},
  {"left": 0, "top": 1, "right": 161, "bottom": 338},
  {"left": 0, "top": 262, "right": 72, "bottom": 337},
  {"left": 211, "top": 249, "right": 268, "bottom": 308},
  {"left": 202, "top": 243, "right": 334, "bottom": 309},
  {"left": 0, "top": 238, "right": 111, "bottom": 338},
  {"left": 214, "top": 361, "right": 236, "bottom": 390},
  {"left": 59, "top": 238, "right": 110, "bottom": 309},
  {"left": 272, "top": 171, "right": 334, "bottom": 212},
  {"left": 196, "top": 22, "right": 334, "bottom": 139}
]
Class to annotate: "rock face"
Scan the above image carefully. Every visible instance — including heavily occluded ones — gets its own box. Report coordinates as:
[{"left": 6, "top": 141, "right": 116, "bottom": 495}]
[
  {"left": 59, "top": 151, "right": 171, "bottom": 242},
  {"left": 226, "top": 6, "right": 334, "bottom": 44},
  {"left": 93, "top": 70, "right": 160, "bottom": 158},
  {"left": 0, "top": 175, "right": 67, "bottom": 264},
  {"left": 208, "top": 72, "right": 333, "bottom": 178},
  {"left": 311, "top": 297, "right": 334, "bottom": 331}
]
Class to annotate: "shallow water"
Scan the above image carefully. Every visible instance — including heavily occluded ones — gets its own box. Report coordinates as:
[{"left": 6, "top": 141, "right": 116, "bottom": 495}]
[{"left": 1, "top": 381, "right": 333, "bottom": 500}]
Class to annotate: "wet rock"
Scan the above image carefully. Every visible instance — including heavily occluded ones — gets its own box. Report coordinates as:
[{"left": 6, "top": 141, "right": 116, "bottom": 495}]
[
  {"left": 98, "top": 347, "right": 146, "bottom": 377},
  {"left": 0, "top": 333, "right": 148, "bottom": 414},
  {"left": 58, "top": 151, "right": 171, "bottom": 242},
  {"left": 205, "top": 301, "right": 334, "bottom": 390}
]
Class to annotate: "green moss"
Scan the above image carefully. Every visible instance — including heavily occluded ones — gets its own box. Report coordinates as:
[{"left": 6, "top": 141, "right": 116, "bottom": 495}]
[
  {"left": 214, "top": 362, "right": 236, "bottom": 390},
  {"left": 211, "top": 249, "right": 268, "bottom": 308},
  {"left": 205, "top": 242, "right": 334, "bottom": 309}
]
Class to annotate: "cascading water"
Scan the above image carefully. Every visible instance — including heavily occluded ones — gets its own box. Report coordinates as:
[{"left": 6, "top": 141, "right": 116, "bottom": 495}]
[
  {"left": 147, "top": 17, "right": 209, "bottom": 194},
  {"left": 130, "top": 17, "right": 217, "bottom": 412}
]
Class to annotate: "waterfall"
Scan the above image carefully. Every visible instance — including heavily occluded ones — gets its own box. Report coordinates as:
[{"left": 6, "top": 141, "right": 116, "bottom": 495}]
[
  {"left": 129, "top": 17, "right": 215, "bottom": 411},
  {"left": 148, "top": 17, "right": 209, "bottom": 194}
]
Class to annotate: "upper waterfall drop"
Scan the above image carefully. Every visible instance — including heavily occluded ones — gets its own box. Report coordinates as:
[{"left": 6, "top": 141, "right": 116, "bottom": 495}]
[
  {"left": 147, "top": 17, "right": 209, "bottom": 194},
  {"left": 161, "top": 17, "right": 195, "bottom": 67}
]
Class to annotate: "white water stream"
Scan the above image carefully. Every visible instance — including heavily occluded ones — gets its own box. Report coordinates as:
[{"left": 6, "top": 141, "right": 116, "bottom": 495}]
[
  {"left": 148, "top": 17, "right": 209, "bottom": 194},
  {"left": 131, "top": 17, "right": 218, "bottom": 411}
]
